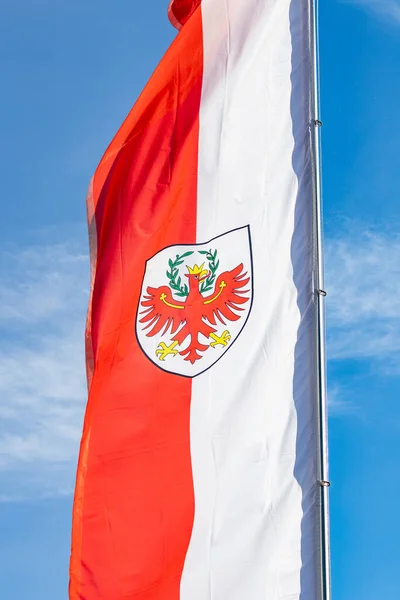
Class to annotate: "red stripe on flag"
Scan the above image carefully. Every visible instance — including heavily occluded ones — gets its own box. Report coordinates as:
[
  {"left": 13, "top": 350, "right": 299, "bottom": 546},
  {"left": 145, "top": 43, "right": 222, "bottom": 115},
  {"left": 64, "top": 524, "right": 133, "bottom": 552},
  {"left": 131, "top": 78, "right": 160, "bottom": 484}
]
[{"left": 70, "top": 11, "right": 204, "bottom": 600}]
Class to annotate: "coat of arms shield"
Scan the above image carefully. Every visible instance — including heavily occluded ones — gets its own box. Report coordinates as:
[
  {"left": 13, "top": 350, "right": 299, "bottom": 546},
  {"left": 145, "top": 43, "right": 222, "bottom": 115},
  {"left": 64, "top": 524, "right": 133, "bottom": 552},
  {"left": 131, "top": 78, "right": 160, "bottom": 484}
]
[{"left": 136, "top": 226, "right": 253, "bottom": 377}]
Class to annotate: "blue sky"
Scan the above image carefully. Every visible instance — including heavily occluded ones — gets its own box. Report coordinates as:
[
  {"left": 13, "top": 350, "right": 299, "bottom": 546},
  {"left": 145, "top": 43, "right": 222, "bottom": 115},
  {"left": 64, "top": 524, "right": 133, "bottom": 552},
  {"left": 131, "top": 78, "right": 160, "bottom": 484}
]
[{"left": 0, "top": 1, "right": 399, "bottom": 598}]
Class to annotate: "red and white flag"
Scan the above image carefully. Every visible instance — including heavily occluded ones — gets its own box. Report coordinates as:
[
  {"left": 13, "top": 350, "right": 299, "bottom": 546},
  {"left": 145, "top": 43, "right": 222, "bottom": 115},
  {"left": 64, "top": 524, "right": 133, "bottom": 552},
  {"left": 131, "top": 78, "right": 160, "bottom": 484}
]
[{"left": 70, "top": 1, "right": 322, "bottom": 599}]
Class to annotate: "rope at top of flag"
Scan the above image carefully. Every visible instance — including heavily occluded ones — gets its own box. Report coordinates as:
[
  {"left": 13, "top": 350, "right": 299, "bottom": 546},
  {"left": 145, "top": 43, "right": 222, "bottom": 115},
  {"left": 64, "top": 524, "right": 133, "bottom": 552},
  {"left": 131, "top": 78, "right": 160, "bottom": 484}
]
[{"left": 168, "top": 0, "right": 202, "bottom": 30}]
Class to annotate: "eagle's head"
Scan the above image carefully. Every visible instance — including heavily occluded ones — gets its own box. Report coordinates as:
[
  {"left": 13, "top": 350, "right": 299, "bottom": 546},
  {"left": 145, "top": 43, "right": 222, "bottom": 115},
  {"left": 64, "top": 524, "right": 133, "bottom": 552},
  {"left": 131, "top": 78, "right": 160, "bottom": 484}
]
[{"left": 186, "top": 263, "right": 209, "bottom": 289}]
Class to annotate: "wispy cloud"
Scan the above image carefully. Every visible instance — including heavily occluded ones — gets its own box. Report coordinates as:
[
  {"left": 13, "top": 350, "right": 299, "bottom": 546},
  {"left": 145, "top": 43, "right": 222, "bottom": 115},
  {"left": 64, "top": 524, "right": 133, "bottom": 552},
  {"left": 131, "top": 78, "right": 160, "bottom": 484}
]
[
  {"left": 0, "top": 244, "right": 87, "bottom": 324},
  {"left": 325, "top": 230, "right": 400, "bottom": 363},
  {"left": 328, "top": 383, "right": 361, "bottom": 417},
  {"left": 0, "top": 241, "right": 88, "bottom": 499},
  {"left": 343, "top": 0, "right": 400, "bottom": 23}
]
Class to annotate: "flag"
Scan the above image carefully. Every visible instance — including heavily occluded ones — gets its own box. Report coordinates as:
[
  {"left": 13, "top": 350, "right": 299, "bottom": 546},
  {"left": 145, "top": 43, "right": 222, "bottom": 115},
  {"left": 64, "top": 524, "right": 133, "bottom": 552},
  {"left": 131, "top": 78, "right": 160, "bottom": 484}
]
[{"left": 70, "top": 1, "right": 323, "bottom": 599}]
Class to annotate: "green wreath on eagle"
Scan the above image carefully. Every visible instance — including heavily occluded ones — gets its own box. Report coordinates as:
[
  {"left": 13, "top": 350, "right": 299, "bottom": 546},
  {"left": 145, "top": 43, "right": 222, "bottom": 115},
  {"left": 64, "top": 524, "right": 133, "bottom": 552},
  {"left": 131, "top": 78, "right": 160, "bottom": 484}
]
[{"left": 166, "top": 249, "right": 219, "bottom": 297}]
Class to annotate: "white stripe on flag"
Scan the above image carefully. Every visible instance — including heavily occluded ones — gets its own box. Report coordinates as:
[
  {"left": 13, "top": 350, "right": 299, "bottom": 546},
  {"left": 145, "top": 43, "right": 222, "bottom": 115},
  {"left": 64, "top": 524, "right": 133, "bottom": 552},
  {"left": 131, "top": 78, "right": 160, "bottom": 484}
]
[{"left": 181, "top": 1, "right": 319, "bottom": 599}]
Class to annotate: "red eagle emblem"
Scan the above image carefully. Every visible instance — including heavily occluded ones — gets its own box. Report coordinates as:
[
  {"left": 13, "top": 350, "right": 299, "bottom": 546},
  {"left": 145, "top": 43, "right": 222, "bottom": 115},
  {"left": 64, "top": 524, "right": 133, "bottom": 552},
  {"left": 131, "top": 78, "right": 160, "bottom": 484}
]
[
  {"left": 136, "top": 228, "right": 253, "bottom": 377},
  {"left": 140, "top": 252, "right": 250, "bottom": 365}
]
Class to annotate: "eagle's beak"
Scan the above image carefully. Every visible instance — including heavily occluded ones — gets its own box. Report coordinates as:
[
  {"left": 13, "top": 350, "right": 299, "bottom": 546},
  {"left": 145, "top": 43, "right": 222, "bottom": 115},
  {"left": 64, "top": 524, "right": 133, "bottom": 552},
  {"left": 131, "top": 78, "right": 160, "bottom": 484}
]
[{"left": 199, "top": 270, "right": 209, "bottom": 282}]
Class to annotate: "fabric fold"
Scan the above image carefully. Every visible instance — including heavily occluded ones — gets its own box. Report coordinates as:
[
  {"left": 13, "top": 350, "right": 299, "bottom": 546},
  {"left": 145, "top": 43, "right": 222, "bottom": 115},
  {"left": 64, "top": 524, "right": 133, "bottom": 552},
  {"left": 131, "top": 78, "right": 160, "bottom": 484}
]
[{"left": 168, "top": 0, "right": 202, "bottom": 29}]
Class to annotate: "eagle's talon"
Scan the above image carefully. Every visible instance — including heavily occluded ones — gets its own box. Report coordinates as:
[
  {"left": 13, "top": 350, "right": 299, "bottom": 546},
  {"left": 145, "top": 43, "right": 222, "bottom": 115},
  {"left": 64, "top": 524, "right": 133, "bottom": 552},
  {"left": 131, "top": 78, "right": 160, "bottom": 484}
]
[
  {"left": 209, "top": 330, "right": 231, "bottom": 348},
  {"left": 156, "top": 341, "right": 179, "bottom": 361}
]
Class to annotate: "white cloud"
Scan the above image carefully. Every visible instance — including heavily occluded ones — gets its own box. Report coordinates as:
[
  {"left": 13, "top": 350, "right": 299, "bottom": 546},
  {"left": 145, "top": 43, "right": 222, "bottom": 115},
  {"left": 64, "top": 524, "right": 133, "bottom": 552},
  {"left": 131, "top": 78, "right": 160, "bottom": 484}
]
[
  {"left": 343, "top": 0, "right": 400, "bottom": 22},
  {"left": 328, "top": 384, "right": 360, "bottom": 417},
  {"left": 0, "top": 241, "right": 89, "bottom": 499},
  {"left": 325, "top": 230, "right": 400, "bottom": 363},
  {"left": 0, "top": 244, "right": 88, "bottom": 324}
]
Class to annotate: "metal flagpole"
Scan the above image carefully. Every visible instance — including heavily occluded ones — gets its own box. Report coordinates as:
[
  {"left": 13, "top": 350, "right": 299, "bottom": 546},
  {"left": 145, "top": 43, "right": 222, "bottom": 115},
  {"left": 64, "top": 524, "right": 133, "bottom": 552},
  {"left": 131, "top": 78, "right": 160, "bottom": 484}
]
[{"left": 309, "top": 0, "right": 332, "bottom": 599}]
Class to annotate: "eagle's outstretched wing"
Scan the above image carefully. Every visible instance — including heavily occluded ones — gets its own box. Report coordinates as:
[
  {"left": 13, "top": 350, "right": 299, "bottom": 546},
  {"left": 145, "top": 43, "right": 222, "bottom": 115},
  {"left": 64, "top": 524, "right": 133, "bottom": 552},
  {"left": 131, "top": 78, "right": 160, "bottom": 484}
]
[
  {"left": 202, "top": 263, "right": 250, "bottom": 325},
  {"left": 139, "top": 285, "right": 186, "bottom": 337}
]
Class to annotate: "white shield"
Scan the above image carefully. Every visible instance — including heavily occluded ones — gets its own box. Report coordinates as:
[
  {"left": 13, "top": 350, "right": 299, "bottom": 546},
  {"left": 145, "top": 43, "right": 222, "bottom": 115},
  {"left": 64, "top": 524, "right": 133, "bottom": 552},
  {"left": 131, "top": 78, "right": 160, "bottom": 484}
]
[{"left": 136, "top": 226, "right": 253, "bottom": 378}]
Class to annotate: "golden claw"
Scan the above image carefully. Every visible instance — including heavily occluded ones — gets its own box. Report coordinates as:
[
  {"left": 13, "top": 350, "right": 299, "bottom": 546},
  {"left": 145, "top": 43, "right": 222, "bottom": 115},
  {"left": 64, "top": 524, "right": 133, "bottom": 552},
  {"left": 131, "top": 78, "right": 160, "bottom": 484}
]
[
  {"left": 210, "top": 330, "right": 231, "bottom": 348},
  {"left": 156, "top": 341, "right": 179, "bottom": 361}
]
